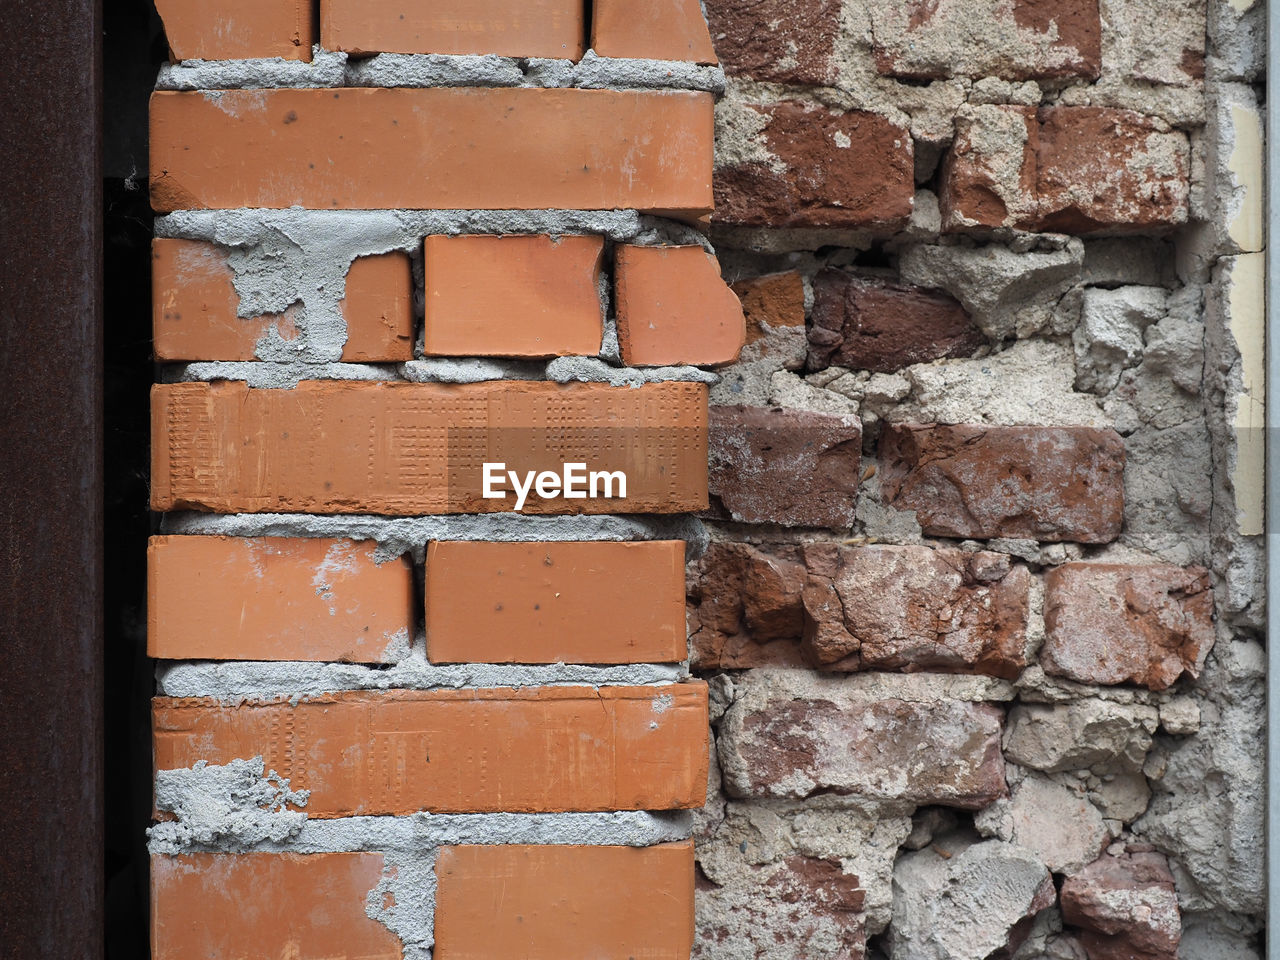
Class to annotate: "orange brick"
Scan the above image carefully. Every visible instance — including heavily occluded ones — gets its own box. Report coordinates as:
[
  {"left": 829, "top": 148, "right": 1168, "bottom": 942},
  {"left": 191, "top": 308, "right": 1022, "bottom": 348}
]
[
  {"left": 615, "top": 245, "right": 745, "bottom": 367},
  {"left": 422, "top": 235, "right": 603, "bottom": 358},
  {"left": 149, "top": 89, "right": 714, "bottom": 218},
  {"left": 150, "top": 380, "right": 708, "bottom": 516},
  {"left": 152, "top": 240, "right": 413, "bottom": 362},
  {"left": 732, "top": 271, "right": 807, "bottom": 344},
  {"left": 425, "top": 541, "right": 686, "bottom": 664},
  {"left": 154, "top": 0, "right": 313, "bottom": 62},
  {"left": 435, "top": 842, "right": 695, "bottom": 960},
  {"left": 147, "top": 535, "right": 413, "bottom": 663},
  {"left": 152, "top": 853, "right": 400, "bottom": 960},
  {"left": 153, "top": 684, "right": 710, "bottom": 815},
  {"left": 591, "top": 0, "right": 718, "bottom": 64},
  {"left": 322, "top": 0, "right": 585, "bottom": 58}
]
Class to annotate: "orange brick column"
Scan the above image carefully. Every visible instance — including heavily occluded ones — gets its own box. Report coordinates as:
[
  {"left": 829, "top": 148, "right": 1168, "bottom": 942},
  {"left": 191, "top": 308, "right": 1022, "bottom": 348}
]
[{"left": 146, "top": 3, "right": 740, "bottom": 959}]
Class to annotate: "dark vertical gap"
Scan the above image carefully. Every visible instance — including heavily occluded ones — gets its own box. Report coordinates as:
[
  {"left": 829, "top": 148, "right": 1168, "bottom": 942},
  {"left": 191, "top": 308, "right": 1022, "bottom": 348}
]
[{"left": 582, "top": 0, "right": 594, "bottom": 56}]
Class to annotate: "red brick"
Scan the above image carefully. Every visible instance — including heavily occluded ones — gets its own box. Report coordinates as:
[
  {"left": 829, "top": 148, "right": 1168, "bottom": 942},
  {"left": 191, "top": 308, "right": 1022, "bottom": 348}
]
[
  {"left": 708, "top": 405, "right": 861, "bottom": 528},
  {"left": 714, "top": 102, "right": 913, "bottom": 230},
  {"left": 880, "top": 424, "right": 1126, "bottom": 544},
  {"left": 703, "top": 0, "right": 841, "bottom": 85},
  {"left": 422, "top": 235, "right": 603, "bottom": 359},
  {"left": 435, "top": 842, "right": 694, "bottom": 959},
  {"left": 152, "top": 240, "right": 413, "bottom": 362},
  {"left": 153, "top": 684, "right": 709, "bottom": 815},
  {"left": 592, "top": 0, "right": 717, "bottom": 64},
  {"left": 1041, "top": 563, "right": 1215, "bottom": 690},
  {"left": 871, "top": 0, "right": 1101, "bottom": 81},
  {"left": 150, "top": 380, "right": 708, "bottom": 516},
  {"left": 807, "top": 270, "right": 985, "bottom": 373},
  {"left": 322, "top": 0, "right": 585, "bottom": 58},
  {"left": 425, "top": 541, "right": 687, "bottom": 664},
  {"left": 732, "top": 271, "right": 806, "bottom": 345},
  {"left": 614, "top": 245, "right": 745, "bottom": 367},
  {"left": 154, "top": 0, "right": 313, "bottom": 62},
  {"left": 150, "top": 89, "right": 714, "bottom": 218},
  {"left": 939, "top": 105, "right": 1039, "bottom": 231},
  {"left": 148, "top": 535, "right": 413, "bottom": 663},
  {"left": 152, "top": 853, "right": 399, "bottom": 960},
  {"left": 1060, "top": 852, "right": 1181, "bottom": 960}
]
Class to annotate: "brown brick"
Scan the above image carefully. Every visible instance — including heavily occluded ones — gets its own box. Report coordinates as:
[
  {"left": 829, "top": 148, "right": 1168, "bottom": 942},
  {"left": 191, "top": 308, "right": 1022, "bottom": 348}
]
[
  {"left": 807, "top": 271, "right": 985, "bottom": 373},
  {"left": 152, "top": 240, "right": 413, "bottom": 362},
  {"left": 1060, "top": 851, "right": 1181, "bottom": 960},
  {"left": 150, "top": 89, "right": 714, "bottom": 218},
  {"left": 425, "top": 541, "right": 687, "bottom": 664},
  {"left": 939, "top": 105, "right": 1039, "bottom": 231},
  {"left": 150, "top": 380, "right": 708, "bottom": 516},
  {"left": 592, "top": 0, "right": 717, "bottom": 63},
  {"left": 1041, "top": 563, "right": 1215, "bottom": 690},
  {"left": 614, "top": 245, "right": 745, "bottom": 367},
  {"left": 880, "top": 424, "right": 1126, "bottom": 544},
  {"left": 322, "top": 0, "right": 585, "bottom": 58},
  {"left": 436, "top": 842, "right": 695, "bottom": 959},
  {"left": 154, "top": 0, "right": 313, "bottom": 61},
  {"left": 715, "top": 102, "right": 913, "bottom": 230},
  {"left": 708, "top": 405, "right": 861, "bottom": 528},
  {"left": 732, "top": 271, "right": 806, "bottom": 344},
  {"left": 871, "top": 0, "right": 1101, "bottom": 80},
  {"left": 422, "top": 235, "right": 603, "bottom": 359},
  {"left": 703, "top": 0, "right": 841, "bottom": 85},
  {"left": 147, "top": 535, "right": 413, "bottom": 663},
  {"left": 153, "top": 684, "right": 709, "bottom": 815},
  {"left": 152, "top": 853, "right": 399, "bottom": 960}
]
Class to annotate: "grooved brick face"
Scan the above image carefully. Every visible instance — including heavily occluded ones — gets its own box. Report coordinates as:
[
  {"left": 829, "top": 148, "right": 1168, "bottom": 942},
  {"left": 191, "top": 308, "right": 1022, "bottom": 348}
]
[
  {"left": 880, "top": 423, "right": 1126, "bottom": 544},
  {"left": 322, "top": 0, "right": 585, "bottom": 58},
  {"left": 150, "top": 380, "right": 709, "bottom": 515},
  {"left": 152, "top": 239, "right": 414, "bottom": 362},
  {"left": 153, "top": 685, "right": 710, "bottom": 815},
  {"left": 614, "top": 245, "right": 746, "bottom": 368},
  {"left": 422, "top": 235, "right": 604, "bottom": 359},
  {"left": 154, "top": 0, "right": 313, "bottom": 62},
  {"left": 435, "top": 842, "right": 695, "bottom": 959},
  {"left": 591, "top": 0, "right": 718, "bottom": 64},
  {"left": 151, "top": 853, "right": 401, "bottom": 960},
  {"left": 149, "top": 89, "right": 714, "bottom": 217},
  {"left": 425, "top": 541, "right": 688, "bottom": 664},
  {"left": 147, "top": 535, "right": 413, "bottom": 663},
  {"left": 714, "top": 102, "right": 914, "bottom": 230}
]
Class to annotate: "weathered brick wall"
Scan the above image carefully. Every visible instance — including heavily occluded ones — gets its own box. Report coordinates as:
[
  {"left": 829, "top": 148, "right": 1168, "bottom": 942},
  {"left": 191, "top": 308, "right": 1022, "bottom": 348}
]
[{"left": 143, "top": 1, "right": 1266, "bottom": 958}]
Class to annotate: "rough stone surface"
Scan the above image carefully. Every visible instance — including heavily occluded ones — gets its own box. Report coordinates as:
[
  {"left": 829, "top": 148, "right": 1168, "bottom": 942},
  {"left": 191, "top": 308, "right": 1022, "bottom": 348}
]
[
  {"left": 1074, "top": 286, "right": 1170, "bottom": 394},
  {"left": 976, "top": 773, "right": 1110, "bottom": 874},
  {"left": 1060, "top": 852, "right": 1181, "bottom": 960},
  {"left": 1004, "top": 702, "right": 1160, "bottom": 774},
  {"left": 807, "top": 271, "right": 986, "bottom": 373},
  {"left": 880, "top": 424, "right": 1127, "bottom": 543},
  {"left": 1040, "top": 563, "right": 1216, "bottom": 690},
  {"left": 708, "top": 405, "right": 862, "bottom": 528}
]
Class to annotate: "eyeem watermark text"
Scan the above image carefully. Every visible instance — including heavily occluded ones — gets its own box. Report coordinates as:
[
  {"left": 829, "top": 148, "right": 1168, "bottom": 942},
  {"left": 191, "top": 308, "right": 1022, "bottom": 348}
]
[{"left": 482, "top": 462, "right": 628, "bottom": 511}]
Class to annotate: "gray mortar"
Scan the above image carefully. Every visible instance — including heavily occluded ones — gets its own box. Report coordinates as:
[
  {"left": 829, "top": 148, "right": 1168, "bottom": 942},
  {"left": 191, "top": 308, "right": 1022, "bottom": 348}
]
[
  {"left": 151, "top": 758, "right": 309, "bottom": 850},
  {"left": 164, "top": 361, "right": 399, "bottom": 388},
  {"left": 399, "top": 358, "right": 545, "bottom": 383},
  {"left": 346, "top": 53, "right": 525, "bottom": 89},
  {"left": 545, "top": 356, "right": 720, "bottom": 386},
  {"left": 156, "top": 46, "right": 347, "bottom": 90}
]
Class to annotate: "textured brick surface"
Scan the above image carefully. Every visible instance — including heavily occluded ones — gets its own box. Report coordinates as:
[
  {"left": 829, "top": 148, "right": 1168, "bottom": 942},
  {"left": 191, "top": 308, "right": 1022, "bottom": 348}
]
[
  {"left": 422, "top": 234, "right": 603, "bottom": 359},
  {"left": 732, "top": 271, "right": 806, "bottom": 344},
  {"left": 939, "top": 105, "right": 1040, "bottom": 231},
  {"left": 150, "top": 89, "right": 714, "bottom": 217},
  {"left": 152, "top": 853, "right": 400, "bottom": 960},
  {"left": 435, "top": 842, "right": 695, "bottom": 959},
  {"left": 154, "top": 0, "right": 313, "bottom": 61},
  {"left": 708, "top": 405, "right": 861, "bottom": 528},
  {"left": 880, "top": 423, "right": 1126, "bottom": 543},
  {"left": 154, "top": 685, "right": 709, "bottom": 815},
  {"left": 322, "top": 0, "right": 585, "bottom": 58},
  {"left": 592, "top": 0, "right": 717, "bottom": 63},
  {"left": 1041, "top": 563, "right": 1216, "bottom": 690},
  {"left": 151, "top": 380, "right": 708, "bottom": 515},
  {"left": 148, "top": 535, "right": 413, "bottom": 662},
  {"left": 153, "top": 240, "right": 414, "bottom": 362},
  {"left": 424, "top": 541, "right": 687, "bottom": 664},
  {"left": 703, "top": 0, "right": 841, "bottom": 84},
  {"left": 614, "top": 245, "right": 745, "bottom": 367}
]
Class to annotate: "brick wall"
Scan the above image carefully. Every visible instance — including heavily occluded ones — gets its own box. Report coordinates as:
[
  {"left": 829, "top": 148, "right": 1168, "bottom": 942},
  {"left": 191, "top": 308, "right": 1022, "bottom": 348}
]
[{"left": 145, "top": 1, "right": 1265, "bottom": 959}]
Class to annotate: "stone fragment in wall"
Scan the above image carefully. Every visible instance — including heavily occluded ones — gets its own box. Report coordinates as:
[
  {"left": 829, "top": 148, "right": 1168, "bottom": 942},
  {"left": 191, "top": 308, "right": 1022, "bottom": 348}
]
[
  {"left": 1112, "top": 0, "right": 1207, "bottom": 87},
  {"left": 1208, "top": 0, "right": 1264, "bottom": 83},
  {"left": 713, "top": 101, "right": 914, "bottom": 231},
  {"left": 1118, "top": 421, "right": 1214, "bottom": 566},
  {"left": 1060, "top": 851, "right": 1181, "bottom": 960},
  {"left": 701, "top": 0, "right": 841, "bottom": 85},
  {"left": 806, "top": 270, "right": 986, "bottom": 374},
  {"left": 1073, "top": 286, "right": 1168, "bottom": 395},
  {"left": 1081, "top": 239, "right": 1177, "bottom": 289},
  {"left": 868, "top": 0, "right": 1102, "bottom": 81},
  {"left": 1004, "top": 702, "right": 1160, "bottom": 775},
  {"left": 731, "top": 271, "right": 806, "bottom": 349},
  {"left": 1040, "top": 563, "right": 1215, "bottom": 690},
  {"left": 880, "top": 424, "right": 1126, "bottom": 544},
  {"left": 976, "top": 772, "right": 1110, "bottom": 873},
  {"left": 718, "top": 670, "right": 1006, "bottom": 808},
  {"left": 939, "top": 105, "right": 1038, "bottom": 230},
  {"left": 888, "top": 837, "right": 1056, "bottom": 960},
  {"left": 707, "top": 405, "right": 861, "bottom": 528},
  {"left": 1009, "top": 907, "right": 1090, "bottom": 960}
]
